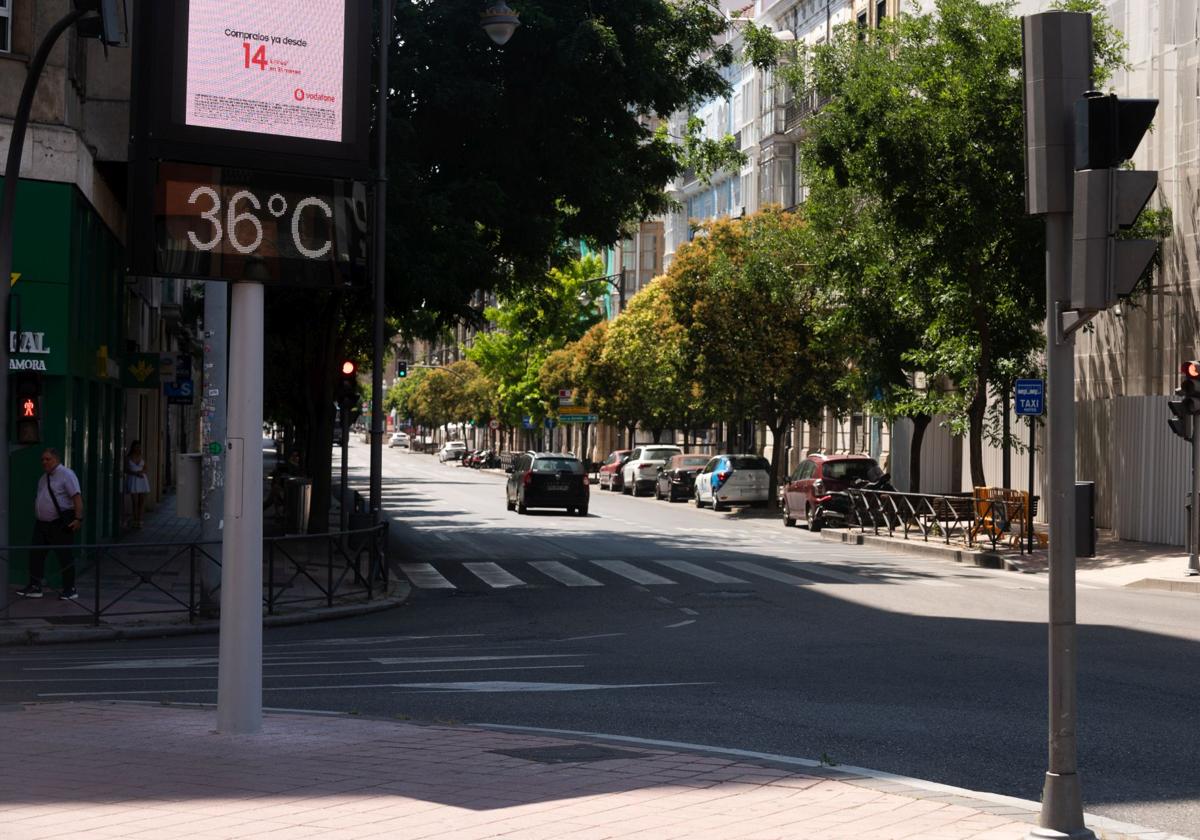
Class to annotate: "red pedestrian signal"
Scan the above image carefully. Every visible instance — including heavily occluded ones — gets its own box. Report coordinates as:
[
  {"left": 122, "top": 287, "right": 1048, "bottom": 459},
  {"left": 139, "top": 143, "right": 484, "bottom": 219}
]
[
  {"left": 341, "top": 359, "right": 357, "bottom": 377},
  {"left": 13, "top": 372, "right": 43, "bottom": 444}
]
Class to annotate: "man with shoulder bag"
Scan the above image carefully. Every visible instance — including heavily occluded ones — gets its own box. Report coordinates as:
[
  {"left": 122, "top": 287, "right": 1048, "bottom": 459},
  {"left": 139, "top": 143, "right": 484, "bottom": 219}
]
[{"left": 18, "top": 448, "right": 84, "bottom": 600}]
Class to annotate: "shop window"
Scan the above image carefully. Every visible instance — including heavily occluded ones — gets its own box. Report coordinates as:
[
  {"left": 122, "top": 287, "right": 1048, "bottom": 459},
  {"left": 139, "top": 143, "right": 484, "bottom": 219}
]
[
  {"left": 876, "top": 0, "right": 887, "bottom": 25},
  {"left": 0, "top": 0, "right": 12, "bottom": 54}
]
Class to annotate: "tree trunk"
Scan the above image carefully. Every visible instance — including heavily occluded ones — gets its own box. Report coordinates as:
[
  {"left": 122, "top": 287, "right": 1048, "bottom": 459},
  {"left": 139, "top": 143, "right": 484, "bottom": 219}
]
[
  {"left": 908, "top": 413, "right": 931, "bottom": 494},
  {"left": 766, "top": 420, "right": 788, "bottom": 509},
  {"left": 651, "top": 428, "right": 664, "bottom": 443},
  {"left": 968, "top": 383, "right": 987, "bottom": 490},
  {"left": 1001, "top": 390, "right": 1011, "bottom": 488}
]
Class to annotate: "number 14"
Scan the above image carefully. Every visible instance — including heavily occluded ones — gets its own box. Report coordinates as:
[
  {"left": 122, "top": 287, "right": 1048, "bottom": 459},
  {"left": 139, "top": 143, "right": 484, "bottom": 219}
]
[{"left": 243, "top": 43, "right": 268, "bottom": 70}]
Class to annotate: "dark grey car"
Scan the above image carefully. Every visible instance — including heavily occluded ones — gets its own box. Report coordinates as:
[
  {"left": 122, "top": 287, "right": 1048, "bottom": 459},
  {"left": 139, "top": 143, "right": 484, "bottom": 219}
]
[{"left": 506, "top": 452, "right": 590, "bottom": 515}]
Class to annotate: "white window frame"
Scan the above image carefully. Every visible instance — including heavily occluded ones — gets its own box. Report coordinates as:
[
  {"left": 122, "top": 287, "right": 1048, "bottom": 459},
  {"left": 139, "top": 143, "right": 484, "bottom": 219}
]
[{"left": 0, "top": 0, "right": 12, "bottom": 55}]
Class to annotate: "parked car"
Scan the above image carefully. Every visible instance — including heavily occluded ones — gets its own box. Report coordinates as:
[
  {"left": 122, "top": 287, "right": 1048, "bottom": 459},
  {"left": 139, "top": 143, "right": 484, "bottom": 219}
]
[
  {"left": 780, "top": 453, "right": 880, "bottom": 531},
  {"left": 693, "top": 454, "right": 771, "bottom": 511},
  {"left": 597, "top": 449, "right": 632, "bottom": 492},
  {"left": 388, "top": 432, "right": 410, "bottom": 449},
  {"left": 654, "top": 454, "right": 711, "bottom": 502},
  {"left": 505, "top": 452, "right": 590, "bottom": 515},
  {"left": 621, "top": 445, "right": 683, "bottom": 496},
  {"left": 438, "top": 441, "right": 468, "bottom": 462}
]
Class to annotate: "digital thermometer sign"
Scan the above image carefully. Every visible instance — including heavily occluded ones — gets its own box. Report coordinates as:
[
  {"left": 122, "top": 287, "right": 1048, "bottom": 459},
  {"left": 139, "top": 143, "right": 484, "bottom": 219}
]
[{"left": 137, "top": 162, "right": 368, "bottom": 287}]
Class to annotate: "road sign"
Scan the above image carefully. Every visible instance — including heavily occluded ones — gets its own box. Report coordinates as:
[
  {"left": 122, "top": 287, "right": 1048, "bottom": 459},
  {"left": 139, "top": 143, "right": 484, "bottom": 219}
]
[
  {"left": 521, "top": 416, "right": 534, "bottom": 430},
  {"left": 1015, "top": 379, "right": 1044, "bottom": 416},
  {"left": 207, "top": 441, "right": 224, "bottom": 455},
  {"left": 557, "top": 414, "right": 597, "bottom": 423},
  {"left": 488, "top": 418, "right": 500, "bottom": 430},
  {"left": 558, "top": 388, "right": 575, "bottom": 406},
  {"left": 544, "top": 418, "right": 556, "bottom": 429}
]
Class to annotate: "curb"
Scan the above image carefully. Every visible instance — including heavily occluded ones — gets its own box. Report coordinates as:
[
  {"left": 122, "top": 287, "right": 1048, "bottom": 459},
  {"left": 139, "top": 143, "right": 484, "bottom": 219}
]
[
  {"left": 0, "top": 582, "right": 411, "bottom": 647},
  {"left": 1125, "top": 576, "right": 1200, "bottom": 594},
  {"left": 820, "top": 528, "right": 1006, "bottom": 568},
  {"left": 471, "top": 723, "right": 1190, "bottom": 840}
]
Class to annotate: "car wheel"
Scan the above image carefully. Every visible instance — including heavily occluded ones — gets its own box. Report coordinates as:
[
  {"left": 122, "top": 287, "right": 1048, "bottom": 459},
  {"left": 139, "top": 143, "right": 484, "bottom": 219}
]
[
  {"left": 712, "top": 498, "right": 726, "bottom": 512},
  {"left": 783, "top": 501, "right": 796, "bottom": 527},
  {"left": 807, "top": 504, "right": 823, "bottom": 532},
  {"left": 622, "top": 481, "right": 632, "bottom": 495},
  {"left": 577, "top": 506, "right": 588, "bottom": 517},
  {"left": 517, "top": 496, "right": 528, "bottom": 515},
  {"left": 506, "top": 497, "right": 515, "bottom": 512},
  {"left": 694, "top": 490, "right": 704, "bottom": 508}
]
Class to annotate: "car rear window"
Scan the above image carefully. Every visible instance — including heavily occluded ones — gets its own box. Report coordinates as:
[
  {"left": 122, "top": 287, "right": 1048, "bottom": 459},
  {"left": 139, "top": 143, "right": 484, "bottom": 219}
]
[
  {"left": 533, "top": 458, "right": 584, "bottom": 473},
  {"left": 822, "top": 459, "right": 877, "bottom": 481},
  {"left": 643, "top": 448, "right": 681, "bottom": 460},
  {"left": 673, "top": 455, "right": 709, "bottom": 468},
  {"left": 728, "top": 456, "right": 770, "bottom": 471}
]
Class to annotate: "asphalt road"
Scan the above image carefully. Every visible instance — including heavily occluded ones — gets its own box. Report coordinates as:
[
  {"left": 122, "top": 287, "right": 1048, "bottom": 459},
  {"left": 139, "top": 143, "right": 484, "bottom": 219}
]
[{"left": 2, "top": 442, "right": 1197, "bottom": 837}]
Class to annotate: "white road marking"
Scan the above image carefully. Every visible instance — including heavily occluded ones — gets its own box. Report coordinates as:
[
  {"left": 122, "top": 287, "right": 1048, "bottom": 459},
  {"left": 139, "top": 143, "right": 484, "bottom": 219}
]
[
  {"left": 591, "top": 560, "right": 676, "bottom": 585},
  {"left": 295, "top": 634, "right": 485, "bottom": 646},
  {"left": 655, "top": 560, "right": 748, "bottom": 584},
  {"left": 399, "top": 563, "right": 456, "bottom": 589},
  {"left": 680, "top": 608, "right": 699, "bottom": 616},
  {"left": 556, "top": 633, "right": 625, "bottom": 642},
  {"left": 664, "top": 620, "right": 696, "bottom": 629},
  {"left": 463, "top": 562, "right": 526, "bottom": 588},
  {"left": 720, "top": 560, "right": 815, "bottom": 586},
  {"left": 36, "top": 657, "right": 218, "bottom": 671},
  {"left": 394, "top": 681, "right": 710, "bottom": 693},
  {"left": 529, "top": 561, "right": 603, "bottom": 587},
  {"left": 654, "top": 595, "right": 675, "bottom": 605},
  {"left": 371, "top": 654, "right": 584, "bottom": 665},
  {"left": 21, "top": 664, "right": 585, "bottom": 685},
  {"left": 784, "top": 562, "right": 868, "bottom": 584},
  {"left": 434, "top": 532, "right": 452, "bottom": 542}
]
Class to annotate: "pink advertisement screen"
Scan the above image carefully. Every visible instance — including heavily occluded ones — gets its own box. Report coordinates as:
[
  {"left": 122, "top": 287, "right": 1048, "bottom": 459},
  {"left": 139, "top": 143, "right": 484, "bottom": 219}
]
[{"left": 185, "top": 0, "right": 345, "bottom": 143}]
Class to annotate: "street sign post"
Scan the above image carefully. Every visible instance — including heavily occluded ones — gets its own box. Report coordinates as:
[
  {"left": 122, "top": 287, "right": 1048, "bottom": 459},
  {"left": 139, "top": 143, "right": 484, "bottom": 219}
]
[{"left": 1015, "top": 379, "right": 1045, "bottom": 556}]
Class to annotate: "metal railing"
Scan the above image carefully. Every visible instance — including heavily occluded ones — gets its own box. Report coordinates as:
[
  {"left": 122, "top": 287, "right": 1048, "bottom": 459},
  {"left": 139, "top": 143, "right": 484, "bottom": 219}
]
[
  {"left": 848, "top": 489, "right": 1026, "bottom": 552},
  {"left": 0, "top": 522, "right": 389, "bottom": 626}
]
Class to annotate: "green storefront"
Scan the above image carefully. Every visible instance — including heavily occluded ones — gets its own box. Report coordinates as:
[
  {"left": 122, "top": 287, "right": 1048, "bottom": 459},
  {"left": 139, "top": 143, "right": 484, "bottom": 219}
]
[{"left": 5, "top": 177, "right": 125, "bottom": 582}]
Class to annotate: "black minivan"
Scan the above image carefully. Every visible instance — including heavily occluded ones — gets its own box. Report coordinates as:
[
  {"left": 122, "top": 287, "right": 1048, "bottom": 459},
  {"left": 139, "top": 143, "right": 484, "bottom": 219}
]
[{"left": 506, "top": 452, "right": 590, "bottom": 515}]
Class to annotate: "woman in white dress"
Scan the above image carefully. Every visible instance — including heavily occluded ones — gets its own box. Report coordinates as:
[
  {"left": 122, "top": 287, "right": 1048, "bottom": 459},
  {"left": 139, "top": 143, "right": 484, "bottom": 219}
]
[{"left": 125, "top": 441, "right": 151, "bottom": 528}]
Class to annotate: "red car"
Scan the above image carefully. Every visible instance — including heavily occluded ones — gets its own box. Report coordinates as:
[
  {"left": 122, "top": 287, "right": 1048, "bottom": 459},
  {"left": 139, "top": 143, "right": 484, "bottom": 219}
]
[
  {"left": 780, "top": 453, "right": 880, "bottom": 531},
  {"left": 597, "top": 449, "right": 632, "bottom": 492}
]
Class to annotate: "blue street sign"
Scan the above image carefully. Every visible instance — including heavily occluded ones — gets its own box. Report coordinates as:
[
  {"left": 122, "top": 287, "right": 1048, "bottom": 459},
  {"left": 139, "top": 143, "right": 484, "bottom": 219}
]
[
  {"left": 1015, "top": 379, "right": 1044, "bottom": 416},
  {"left": 544, "top": 418, "right": 557, "bottom": 429},
  {"left": 521, "top": 416, "right": 534, "bottom": 430}
]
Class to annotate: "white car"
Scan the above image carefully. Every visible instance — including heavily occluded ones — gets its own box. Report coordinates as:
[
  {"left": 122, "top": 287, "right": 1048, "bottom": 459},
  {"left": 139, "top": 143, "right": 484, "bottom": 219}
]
[
  {"left": 388, "top": 432, "right": 410, "bottom": 449},
  {"left": 694, "top": 454, "right": 771, "bottom": 511},
  {"left": 621, "top": 445, "right": 682, "bottom": 496},
  {"left": 438, "top": 441, "right": 468, "bottom": 462}
]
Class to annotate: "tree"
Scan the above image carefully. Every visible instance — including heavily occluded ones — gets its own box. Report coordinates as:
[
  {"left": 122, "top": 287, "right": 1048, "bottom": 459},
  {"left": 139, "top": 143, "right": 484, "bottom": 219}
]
[
  {"left": 667, "top": 210, "right": 849, "bottom": 505},
  {"left": 387, "top": 1, "right": 738, "bottom": 331},
  {"left": 467, "top": 256, "right": 610, "bottom": 426},
  {"left": 785, "top": 0, "right": 1133, "bottom": 488},
  {"left": 571, "top": 321, "right": 639, "bottom": 446}
]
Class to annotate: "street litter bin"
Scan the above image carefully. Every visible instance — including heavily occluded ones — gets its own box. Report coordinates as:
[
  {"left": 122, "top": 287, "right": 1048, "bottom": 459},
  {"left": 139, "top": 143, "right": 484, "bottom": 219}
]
[
  {"left": 1075, "top": 481, "right": 1096, "bottom": 557},
  {"left": 284, "top": 477, "right": 312, "bottom": 534}
]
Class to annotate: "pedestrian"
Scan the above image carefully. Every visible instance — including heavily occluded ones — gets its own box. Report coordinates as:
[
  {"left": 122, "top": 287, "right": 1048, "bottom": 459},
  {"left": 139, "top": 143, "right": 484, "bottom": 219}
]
[
  {"left": 124, "top": 440, "right": 150, "bottom": 529},
  {"left": 18, "top": 448, "right": 84, "bottom": 600}
]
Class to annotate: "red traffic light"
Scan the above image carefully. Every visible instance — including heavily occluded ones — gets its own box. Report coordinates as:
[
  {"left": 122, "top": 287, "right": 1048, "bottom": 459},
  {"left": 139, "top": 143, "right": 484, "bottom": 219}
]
[
  {"left": 340, "top": 360, "right": 357, "bottom": 377},
  {"left": 21, "top": 398, "right": 37, "bottom": 419},
  {"left": 1181, "top": 361, "right": 1200, "bottom": 379}
]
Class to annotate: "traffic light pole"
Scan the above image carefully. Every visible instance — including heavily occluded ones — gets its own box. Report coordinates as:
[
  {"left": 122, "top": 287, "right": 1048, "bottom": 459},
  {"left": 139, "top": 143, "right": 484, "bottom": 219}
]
[
  {"left": 369, "top": 0, "right": 393, "bottom": 524},
  {"left": 1190, "top": 432, "right": 1199, "bottom": 574},
  {"left": 1023, "top": 13, "right": 1095, "bottom": 840}
]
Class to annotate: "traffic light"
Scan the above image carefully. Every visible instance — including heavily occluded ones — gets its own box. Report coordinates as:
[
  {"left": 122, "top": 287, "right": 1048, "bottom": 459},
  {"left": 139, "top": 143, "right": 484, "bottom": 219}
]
[
  {"left": 1070, "top": 91, "right": 1159, "bottom": 313},
  {"left": 397, "top": 360, "right": 408, "bottom": 378},
  {"left": 1168, "top": 361, "right": 1200, "bottom": 442},
  {"left": 13, "top": 372, "right": 43, "bottom": 444},
  {"left": 337, "top": 359, "right": 358, "bottom": 405},
  {"left": 73, "top": 0, "right": 129, "bottom": 47}
]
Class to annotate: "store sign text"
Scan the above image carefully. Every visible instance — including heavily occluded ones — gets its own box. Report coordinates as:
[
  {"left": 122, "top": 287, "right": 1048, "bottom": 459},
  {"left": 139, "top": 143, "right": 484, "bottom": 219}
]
[{"left": 8, "top": 331, "right": 52, "bottom": 371}]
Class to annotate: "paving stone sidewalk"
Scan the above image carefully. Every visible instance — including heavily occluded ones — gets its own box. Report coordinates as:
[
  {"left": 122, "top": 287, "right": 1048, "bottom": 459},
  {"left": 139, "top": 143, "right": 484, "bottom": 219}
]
[{"left": 0, "top": 702, "right": 1184, "bottom": 840}]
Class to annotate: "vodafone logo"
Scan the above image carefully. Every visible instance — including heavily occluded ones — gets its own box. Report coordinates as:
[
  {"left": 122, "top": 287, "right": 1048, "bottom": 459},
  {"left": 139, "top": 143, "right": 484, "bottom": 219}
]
[{"left": 294, "top": 88, "right": 306, "bottom": 101}]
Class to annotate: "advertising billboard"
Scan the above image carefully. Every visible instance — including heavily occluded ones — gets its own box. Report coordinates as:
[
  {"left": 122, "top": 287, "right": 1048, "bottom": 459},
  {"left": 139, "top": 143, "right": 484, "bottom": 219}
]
[
  {"left": 184, "top": 0, "right": 346, "bottom": 143},
  {"left": 129, "top": 0, "right": 370, "bottom": 179}
]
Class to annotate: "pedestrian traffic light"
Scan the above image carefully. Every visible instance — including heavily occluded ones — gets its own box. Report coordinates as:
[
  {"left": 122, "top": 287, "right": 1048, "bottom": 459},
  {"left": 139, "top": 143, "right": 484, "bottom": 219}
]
[
  {"left": 1070, "top": 91, "right": 1160, "bottom": 313},
  {"left": 12, "top": 372, "right": 43, "bottom": 444},
  {"left": 337, "top": 359, "right": 358, "bottom": 405},
  {"left": 397, "top": 360, "right": 408, "bottom": 378},
  {"left": 1168, "top": 361, "right": 1200, "bottom": 441}
]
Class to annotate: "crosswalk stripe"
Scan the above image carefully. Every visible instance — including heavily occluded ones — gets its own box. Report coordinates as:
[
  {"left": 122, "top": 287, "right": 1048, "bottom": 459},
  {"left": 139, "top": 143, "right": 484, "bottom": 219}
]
[
  {"left": 529, "top": 561, "right": 603, "bottom": 587},
  {"left": 464, "top": 562, "right": 526, "bottom": 588},
  {"left": 655, "top": 560, "right": 748, "bottom": 584},
  {"left": 784, "top": 562, "right": 868, "bottom": 584},
  {"left": 591, "top": 560, "right": 676, "bottom": 585},
  {"left": 399, "top": 563, "right": 456, "bottom": 589},
  {"left": 720, "top": 560, "right": 816, "bottom": 586}
]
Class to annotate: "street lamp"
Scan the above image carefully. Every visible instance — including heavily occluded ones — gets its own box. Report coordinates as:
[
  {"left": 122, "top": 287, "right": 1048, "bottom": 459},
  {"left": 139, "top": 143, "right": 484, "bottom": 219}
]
[
  {"left": 480, "top": 2, "right": 521, "bottom": 46},
  {"left": 589, "top": 270, "right": 627, "bottom": 316}
]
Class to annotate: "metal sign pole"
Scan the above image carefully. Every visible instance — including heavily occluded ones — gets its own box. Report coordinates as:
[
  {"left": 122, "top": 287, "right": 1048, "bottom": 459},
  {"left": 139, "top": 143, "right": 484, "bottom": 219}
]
[
  {"left": 1190, "top": 429, "right": 1199, "bottom": 574},
  {"left": 1029, "top": 416, "right": 1036, "bottom": 555}
]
